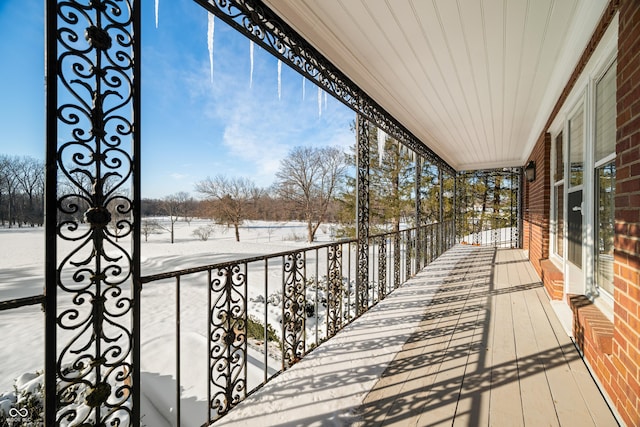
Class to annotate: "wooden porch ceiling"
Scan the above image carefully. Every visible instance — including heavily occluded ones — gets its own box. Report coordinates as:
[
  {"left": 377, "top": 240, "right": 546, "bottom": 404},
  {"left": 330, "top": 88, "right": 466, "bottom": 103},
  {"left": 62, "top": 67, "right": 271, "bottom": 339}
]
[
  {"left": 261, "top": 0, "right": 610, "bottom": 171},
  {"left": 216, "top": 245, "right": 617, "bottom": 426}
]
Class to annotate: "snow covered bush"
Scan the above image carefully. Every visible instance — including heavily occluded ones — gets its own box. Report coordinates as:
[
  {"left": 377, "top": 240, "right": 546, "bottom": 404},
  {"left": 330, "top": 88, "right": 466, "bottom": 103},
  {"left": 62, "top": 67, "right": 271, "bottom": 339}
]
[
  {"left": 0, "top": 372, "right": 44, "bottom": 426},
  {"left": 192, "top": 224, "right": 215, "bottom": 241},
  {"left": 246, "top": 316, "right": 279, "bottom": 343}
]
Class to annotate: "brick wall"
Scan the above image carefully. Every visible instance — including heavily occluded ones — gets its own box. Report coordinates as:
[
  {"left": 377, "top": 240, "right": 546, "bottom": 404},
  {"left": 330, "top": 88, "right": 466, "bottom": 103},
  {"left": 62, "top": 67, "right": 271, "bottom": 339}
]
[
  {"left": 523, "top": 132, "right": 551, "bottom": 278},
  {"left": 610, "top": 1, "right": 640, "bottom": 424}
]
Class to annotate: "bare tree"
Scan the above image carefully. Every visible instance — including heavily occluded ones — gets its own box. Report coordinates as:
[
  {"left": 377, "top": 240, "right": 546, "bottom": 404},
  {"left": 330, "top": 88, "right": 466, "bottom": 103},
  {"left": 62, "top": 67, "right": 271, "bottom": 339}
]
[
  {"left": 14, "top": 156, "right": 45, "bottom": 225},
  {"left": 0, "top": 156, "right": 18, "bottom": 227},
  {"left": 195, "top": 176, "right": 261, "bottom": 242},
  {"left": 0, "top": 156, "right": 10, "bottom": 226},
  {"left": 141, "top": 219, "right": 164, "bottom": 242},
  {"left": 275, "top": 146, "right": 347, "bottom": 243},
  {"left": 160, "top": 192, "right": 191, "bottom": 243},
  {"left": 0, "top": 155, "right": 42, "bottom": 227}
]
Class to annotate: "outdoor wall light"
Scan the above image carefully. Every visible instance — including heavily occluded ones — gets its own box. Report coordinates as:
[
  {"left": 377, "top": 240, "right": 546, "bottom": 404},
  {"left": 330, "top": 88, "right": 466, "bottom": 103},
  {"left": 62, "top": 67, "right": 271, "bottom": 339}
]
[{"left": 525, "top": 160, "right": 536, "bottom": 182}]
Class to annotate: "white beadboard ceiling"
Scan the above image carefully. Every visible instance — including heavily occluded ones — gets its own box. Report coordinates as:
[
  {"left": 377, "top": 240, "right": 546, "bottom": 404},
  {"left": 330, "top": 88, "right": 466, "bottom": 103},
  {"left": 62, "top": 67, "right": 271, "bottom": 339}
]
[{"left": 262, "top": 0, "right": 610, "bottom": 170}]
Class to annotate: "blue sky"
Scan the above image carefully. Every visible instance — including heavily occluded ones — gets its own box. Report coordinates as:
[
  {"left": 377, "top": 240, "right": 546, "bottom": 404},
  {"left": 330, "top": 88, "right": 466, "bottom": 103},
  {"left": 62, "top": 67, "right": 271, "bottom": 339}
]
[{"left": 0, "top": 0, "right": 355, "bottom": 199}]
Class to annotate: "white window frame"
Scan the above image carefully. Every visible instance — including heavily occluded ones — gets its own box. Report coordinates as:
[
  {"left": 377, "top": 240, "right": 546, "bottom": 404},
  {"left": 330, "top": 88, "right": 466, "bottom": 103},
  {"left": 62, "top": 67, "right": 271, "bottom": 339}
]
[
  {"left": 549, "top": 128, "right": 564, "bottom": 267},
  {"left": 546, "top": 14, "right": 617, "bottom": 319},
  {"left": 590, "top": 55, "right": 617, "bottom": 309}
]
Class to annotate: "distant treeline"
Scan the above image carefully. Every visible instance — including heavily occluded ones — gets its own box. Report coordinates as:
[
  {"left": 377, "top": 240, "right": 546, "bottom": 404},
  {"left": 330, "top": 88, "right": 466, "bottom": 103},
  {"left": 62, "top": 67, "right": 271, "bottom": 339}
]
[
  {"left": 141, "top": 193, "right": 342, "bottom": 223},
  {"left": 0, "top": 155, "right": 44, "bottom": 227},
  {"left": 0, "top": 154, "right": 342, "bottom": 229}
]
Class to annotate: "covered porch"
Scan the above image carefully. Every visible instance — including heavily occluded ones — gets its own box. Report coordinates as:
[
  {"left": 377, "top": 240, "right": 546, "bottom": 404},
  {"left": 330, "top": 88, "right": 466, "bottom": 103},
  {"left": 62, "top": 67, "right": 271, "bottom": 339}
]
[
  {"left": 215, "top": 245, "right": 616, "bottom": 426},
  {"left": 2, "top": 0, "right": 638, "bottom": 425}
]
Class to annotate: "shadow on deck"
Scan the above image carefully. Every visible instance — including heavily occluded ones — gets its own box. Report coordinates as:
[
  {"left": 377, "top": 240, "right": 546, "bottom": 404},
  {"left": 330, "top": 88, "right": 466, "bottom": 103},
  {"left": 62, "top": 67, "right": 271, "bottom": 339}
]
[{"left": 215, "top": 245, "right": 618, "bottom": 427}]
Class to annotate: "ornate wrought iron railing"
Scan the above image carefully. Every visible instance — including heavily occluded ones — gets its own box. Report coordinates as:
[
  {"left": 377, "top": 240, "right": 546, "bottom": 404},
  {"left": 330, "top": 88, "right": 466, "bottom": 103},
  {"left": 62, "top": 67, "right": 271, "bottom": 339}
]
[
  {"left": 455, "top": 169, "right": 522, "bottom": 248},
  {"left": 137, "top": 221, "right": 454, "bottom": 424}
]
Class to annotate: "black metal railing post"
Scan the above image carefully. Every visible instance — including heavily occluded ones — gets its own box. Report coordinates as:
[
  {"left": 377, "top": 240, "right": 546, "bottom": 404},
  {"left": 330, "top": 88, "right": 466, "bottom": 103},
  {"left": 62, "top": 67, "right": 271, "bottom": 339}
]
[
  {"left": 393, "top": 232, "right": 400, "bottom": 289},
  {"left": 176, "top": 276, "right": 181, "bottom": 426},
  {"left": 439, "top": 163, "right": 444, "bottom": 255},
  {"left": 378, "top": 237, "right": 387, "bottom": 300},
  {"left": 44, "top": 0, "right": 58, "bottom": 424},
  {"left": 415, "top": 156, "right": 422, "bottom": 272},
  {"left": 453, "top": 172, "right": 458, "bottom": 244},
  {"left": 132, "top": 0, "right": 142, "bottom": 422},
  {"left": 356, "top": 114, "right": 370, "bottom": 316}
]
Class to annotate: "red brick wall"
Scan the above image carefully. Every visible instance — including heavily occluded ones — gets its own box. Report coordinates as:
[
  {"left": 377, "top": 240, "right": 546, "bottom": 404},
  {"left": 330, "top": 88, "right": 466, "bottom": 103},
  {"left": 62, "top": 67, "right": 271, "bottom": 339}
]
[
  {"left": 523, "top": 132, "right": 551, "bottom": 278},
  {"left": 610, "top": 1, "right": 640, "bottom": 424}
]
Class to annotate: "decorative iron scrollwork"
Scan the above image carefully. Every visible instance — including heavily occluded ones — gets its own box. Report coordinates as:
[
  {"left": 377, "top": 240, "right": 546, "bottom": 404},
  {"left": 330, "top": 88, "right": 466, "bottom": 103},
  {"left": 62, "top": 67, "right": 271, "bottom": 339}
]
[
  {"left": 327, "top": 244, "right": 342, "bottom": 336},
  {"left": 209, "top": 264, "right": 247, "bottom": 419},
  {"left": 393, "top": 233, "right": 400, "bottom": 289},
  {"left": 52, "top": 0, "right": 136, "bottom": 424},
  {"left": 415, "top": 157, "right": 422, "bottom": 271},
  {"left": 405, "top": 230, "right": 412, "bottom": 280},
  {"left": 282, "top": 251, "right": 305, "bottom": 367},
  {"left": 455, "top": 169, "right": 522, "bottom": 248},
  {"left": 356, "top": 114, "right": 370, "bottom": 315},
  {"left": 377, "top": 237, "right": 387, "bottom": 300}
]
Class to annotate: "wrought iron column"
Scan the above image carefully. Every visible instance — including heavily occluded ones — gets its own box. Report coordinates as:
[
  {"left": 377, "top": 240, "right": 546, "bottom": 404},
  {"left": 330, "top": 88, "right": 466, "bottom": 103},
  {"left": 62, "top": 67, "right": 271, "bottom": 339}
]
[
  {"left": 517, "top": 168, "right": 523, "bottom": 249},
  {"left": 415, "top": 156, "right": 422, "bottom": 272},
  {"left": 453, "top": 171, "right": 458, "bottom": 244},
  {"left": 356, "top": 114, "right": 370, "bottom": 316},
  {"left": 46, "top": 1, "right": 141, "bottom": 425},
  {"left": 439, "top": 163, "right": 444, "bottom": 256},
  {"left": 44, "top": 1, "right": 58, "bottom": 423}
]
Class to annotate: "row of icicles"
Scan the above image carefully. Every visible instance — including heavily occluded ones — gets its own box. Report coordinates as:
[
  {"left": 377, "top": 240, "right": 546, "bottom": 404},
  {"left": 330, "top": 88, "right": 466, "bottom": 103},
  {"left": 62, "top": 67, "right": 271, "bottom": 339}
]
[
  {"left": 155, "top": 2, "right": 329, "bottom": 117},
  {"left": 154, "top": 1, "right": 414, "bottom": 163}
]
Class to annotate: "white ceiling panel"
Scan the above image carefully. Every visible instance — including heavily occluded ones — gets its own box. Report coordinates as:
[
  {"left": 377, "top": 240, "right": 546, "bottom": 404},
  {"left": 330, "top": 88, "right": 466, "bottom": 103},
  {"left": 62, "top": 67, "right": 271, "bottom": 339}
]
[{"left": 262, "top": 0, "right": 609, "bottom": 170}]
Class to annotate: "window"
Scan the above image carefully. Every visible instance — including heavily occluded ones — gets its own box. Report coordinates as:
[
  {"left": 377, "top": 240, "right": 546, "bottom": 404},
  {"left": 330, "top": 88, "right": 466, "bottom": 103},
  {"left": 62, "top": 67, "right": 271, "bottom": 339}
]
[
  {"left": 569, "top": 106, "right": 584, "bottom": 188},
  {"left": 594, "top": 60, "right": 616, "bottom": 295},
  {"left": 567, "top": 105, "right": 584, "bottom": 269},
  {"left": 553, "top": 132, "right": 564, "bottom": 258}
]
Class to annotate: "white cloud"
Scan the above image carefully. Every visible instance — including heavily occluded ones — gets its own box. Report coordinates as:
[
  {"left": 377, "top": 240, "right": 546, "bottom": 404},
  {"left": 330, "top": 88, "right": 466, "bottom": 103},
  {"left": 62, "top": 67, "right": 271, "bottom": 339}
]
[
  {"left": 182, "top": 44, "right": 355, "bottom": 185},
  {"left": 169, "top": 172, "right": 189, "bottom": 180}
]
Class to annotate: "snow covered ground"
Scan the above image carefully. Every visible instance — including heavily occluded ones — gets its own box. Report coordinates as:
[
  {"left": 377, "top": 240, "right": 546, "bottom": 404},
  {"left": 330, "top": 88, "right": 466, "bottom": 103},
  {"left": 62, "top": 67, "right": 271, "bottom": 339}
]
[{"left": 0, "top": 219, "right": 344, "bottom": 426}]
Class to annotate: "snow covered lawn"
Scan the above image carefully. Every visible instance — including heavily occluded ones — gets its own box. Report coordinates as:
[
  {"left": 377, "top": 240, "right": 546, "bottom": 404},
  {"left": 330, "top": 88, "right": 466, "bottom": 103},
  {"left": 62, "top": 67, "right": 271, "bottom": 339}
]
[{"left": 0, "top": 219, "right": 341, "bottom": 426}]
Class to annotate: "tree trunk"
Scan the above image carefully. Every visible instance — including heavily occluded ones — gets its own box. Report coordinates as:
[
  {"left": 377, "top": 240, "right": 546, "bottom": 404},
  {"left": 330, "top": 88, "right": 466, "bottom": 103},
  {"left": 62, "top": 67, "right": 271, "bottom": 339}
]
[
  {"left": 234, "top": 223, "right": 240, "bottom": 242},
  {"left": 171, "top": 221, "right": 174, "bottom": 244},
  {"left": 479, "top": 176, "right": 489, "bottom": 230},
  {"left": 493, "top": 176, "right": 502, "bottom": 228},
  {"left": 307, "top": 220, "right": 314, "bottom": 243}
]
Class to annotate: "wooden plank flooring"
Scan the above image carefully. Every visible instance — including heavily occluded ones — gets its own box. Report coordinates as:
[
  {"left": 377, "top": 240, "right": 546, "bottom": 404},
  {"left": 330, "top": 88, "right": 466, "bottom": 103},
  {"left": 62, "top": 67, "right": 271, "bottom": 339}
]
[{"left": 358, "top": 245, "right": 618, "bottom": 427}]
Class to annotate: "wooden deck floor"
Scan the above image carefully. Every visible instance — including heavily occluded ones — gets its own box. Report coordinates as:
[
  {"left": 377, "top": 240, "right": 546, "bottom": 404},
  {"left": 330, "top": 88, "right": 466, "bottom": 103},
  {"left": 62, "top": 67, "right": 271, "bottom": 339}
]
[
  {"left": 217, "top": 245, "right": 618, "bottom": 427},
  {"left": 357, "top": 246, "right": 617, "bottom": 427}
]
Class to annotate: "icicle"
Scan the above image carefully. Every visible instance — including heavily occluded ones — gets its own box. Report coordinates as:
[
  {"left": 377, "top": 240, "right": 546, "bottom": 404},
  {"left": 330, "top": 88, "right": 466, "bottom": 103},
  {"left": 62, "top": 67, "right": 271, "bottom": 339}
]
[
  {"left": 278, "top": 59, "right": 282, "bottom": 100},
  {"left": 155, "top": 0, "right": 159, "bottom": 28},
  {"left": 249, "top": 40, "right": 254, "bottom": 88},
  {"left": 318, "top": 86, "right": 322, "bottom": 117},
  {"left": 324, "top": 91, "right": 327, "bottom": 110},
  {"left": 377, "top": 128, "right": 386, "bottom": 165},
  {"left": 207, "top": 13, "right": 215, "bottom": 83},
  {"left": 302, "top": 77, "right": 306, "bottom": 101}
]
